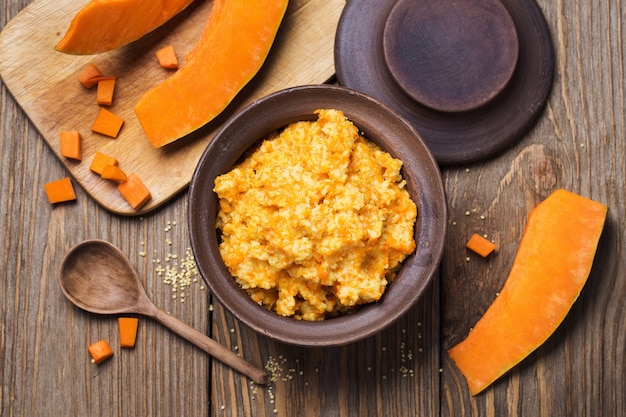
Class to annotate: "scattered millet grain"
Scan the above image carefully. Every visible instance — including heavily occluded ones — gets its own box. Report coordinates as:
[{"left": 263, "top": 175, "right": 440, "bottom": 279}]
[{"left": 146, "top": 219, "right": 204, "bottom": 303}]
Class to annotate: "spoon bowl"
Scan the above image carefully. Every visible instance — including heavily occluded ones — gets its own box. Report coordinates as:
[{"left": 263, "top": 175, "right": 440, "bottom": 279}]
[
  {"left": 58, "top": 239, "right": 151, "bottom": 315},
  {"left": 58, "top": 239, "right": 268, "bottom": 384}
]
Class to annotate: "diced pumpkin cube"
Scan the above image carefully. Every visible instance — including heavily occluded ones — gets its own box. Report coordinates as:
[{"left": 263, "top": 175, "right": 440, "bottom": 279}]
[
  {"left": 96, "top": 78, "right": 116, "bottom": 106},
  {"left": 118, "top": 173, "right": 151, "bottom": 210},
  {"left": 89, "top": 151, "right": 118, "bottom": 175},
  {"left": 60, "top": 131, "right": 82, "bottom": 161},
  {"left": 92, "top": 108, "right": 124, "bottom": 138},
  {"left": 44, "top": 177, "right": 77, "bottom": 204},
  {"left": 101, "top": 165, "right": 128, "bottom": 183},
  {"left": 466, "top": 233, "right": 496, "bottom": 257},
  {"left": 156, "top": 45, "right": 179, "bottom": 69}
]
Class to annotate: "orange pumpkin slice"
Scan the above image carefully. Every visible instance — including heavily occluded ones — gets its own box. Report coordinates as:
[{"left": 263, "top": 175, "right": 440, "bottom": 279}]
[
  {"left": 134, "top": 0, "right": 289, "bottom": 147},
  {"left": 447, "top": 189, "right": 607, "bottom": 395},
  {"left": 55, "top": 0, "right": 196, "bottom": 54}
]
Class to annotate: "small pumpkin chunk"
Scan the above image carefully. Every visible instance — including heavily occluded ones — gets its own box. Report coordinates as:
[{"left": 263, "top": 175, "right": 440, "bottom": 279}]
[
  {"left": 101, "top": 165, "right": 128, "bottom": 183},
  {"left": 88, "top": 339, "right": 114, "bottom": 364},
  {"left": 77, "top": 64, "right": 116, "bottom": 88},
  {"left": 448, "top": 189, "right": 608, "bottom": 395},
  {"left": 156, "top": 45, "right": 179, "bottom": 69},
  {"left": 78, "top": 64, "right": 103, "bottom": 88},
  {"left": 466, "top": 233, "right": 496, "bottom": 257},
  {"left": 44, "top": 177, "right": 77, "bottom": 204},
  {"left": 90, "top": 151, "right": 118, "bottom": 175},
  {"left": 96, "top": 78, "right": 116, "bottom": 106},
  {"left": 118, "top": 173, "right": 152, "bottom": 210},
  {"left": 118, "top": 317, "right": 139, "bottom": 348},
  {"left": 92, "top": 108, "right": 124, "bottom": 138},
  {"left": 60, "top": 131, "right": 82, "bottom": 160}
]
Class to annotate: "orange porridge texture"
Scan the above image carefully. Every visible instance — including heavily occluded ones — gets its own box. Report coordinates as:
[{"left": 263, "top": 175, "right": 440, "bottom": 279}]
[{"left": 214, "top": 109, "right": 417, "bottom": 320}]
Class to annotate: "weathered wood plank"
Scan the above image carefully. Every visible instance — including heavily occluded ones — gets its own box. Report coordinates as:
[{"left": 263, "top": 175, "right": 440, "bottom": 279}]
[
  {"left": 209, "top": 281, "right": 440, "bottom": 416},
  {"left": 2, "top": 0, "right": 626, "bottom": 415},
  {"left": 440, "top": 0, "right": 626, "bottom": 415}
]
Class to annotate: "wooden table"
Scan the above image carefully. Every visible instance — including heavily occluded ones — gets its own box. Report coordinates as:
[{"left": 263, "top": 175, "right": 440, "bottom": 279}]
[{"left": 1, "top": 0, "right": 624, "bottom": 416}]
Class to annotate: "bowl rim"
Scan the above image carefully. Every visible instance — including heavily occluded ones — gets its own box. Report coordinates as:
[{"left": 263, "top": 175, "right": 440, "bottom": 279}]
[{"left": 188, "top": 84, "right": 447, "bottom": 347}]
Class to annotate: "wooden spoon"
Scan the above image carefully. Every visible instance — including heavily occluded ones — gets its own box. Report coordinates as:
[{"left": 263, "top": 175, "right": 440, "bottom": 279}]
[{"left": 58, "top": 239, "right": 268, "bottom": 385}]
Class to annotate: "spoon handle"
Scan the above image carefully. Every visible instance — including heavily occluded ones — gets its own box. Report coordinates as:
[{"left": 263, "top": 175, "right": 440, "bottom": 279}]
[{"left": 151, "top": 307, "right": 268, "bottom": 385}]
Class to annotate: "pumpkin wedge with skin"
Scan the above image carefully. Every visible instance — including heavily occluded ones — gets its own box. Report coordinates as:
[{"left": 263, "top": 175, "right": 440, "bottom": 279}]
[
  {"left": 56, "top": 0, "right": 196, "bottom": 54},
  {"left": 134, "top": 0, "right": 289, "bottom": 147},
  {"left": 448, "top": 189, "right": 607, "bottom": 396}
]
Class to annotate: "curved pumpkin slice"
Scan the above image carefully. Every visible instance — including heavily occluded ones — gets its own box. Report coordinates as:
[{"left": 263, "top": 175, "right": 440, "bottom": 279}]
[
  {"left": 56, "top": 0, "right": 196, "bottom": 54},
  {"left": 134, "top": 0, "right": 289, "bottom": 147},
  {"left": 448, "top": 189, "right": 607, "bottom": 395}
]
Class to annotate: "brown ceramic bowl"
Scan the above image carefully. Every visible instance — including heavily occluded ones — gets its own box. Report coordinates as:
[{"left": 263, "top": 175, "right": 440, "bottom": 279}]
[{"left": 188, "top": 85, "right": 446, "bottom": 347}]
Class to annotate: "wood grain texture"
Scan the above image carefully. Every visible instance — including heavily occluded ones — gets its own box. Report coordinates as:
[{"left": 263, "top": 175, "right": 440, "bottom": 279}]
[
  {"left": 208, "top": 282, "right": 440, "bottom": 416},
  {"left": 382, "top": 0, "right": 519, "bottom": 112},
  {"left": 440, "top": 0, "right": 626, "bottom": 414},
  {"left": 0, "top": 167, "right": 211, "bottom": 415},
  {"left": 0, "top": 0, "right": 343, "bottom": 215},
  {"left": 2, "top": 0, "right": 626, "bottom": 416}
]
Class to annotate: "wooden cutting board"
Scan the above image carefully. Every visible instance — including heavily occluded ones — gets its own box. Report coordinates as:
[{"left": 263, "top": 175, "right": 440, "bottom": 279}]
[{"left": 0, "top": 0, "right": 345, "bottom": 215}]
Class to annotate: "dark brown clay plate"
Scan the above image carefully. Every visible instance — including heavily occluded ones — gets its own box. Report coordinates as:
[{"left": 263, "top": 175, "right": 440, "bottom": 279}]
[
  {"left": 188, "top": 85, "right": 446, "bottom": 346},
  {"left": 335, "top": 0, "right": 554, "bottom": 165}
]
